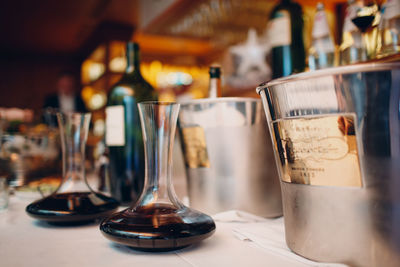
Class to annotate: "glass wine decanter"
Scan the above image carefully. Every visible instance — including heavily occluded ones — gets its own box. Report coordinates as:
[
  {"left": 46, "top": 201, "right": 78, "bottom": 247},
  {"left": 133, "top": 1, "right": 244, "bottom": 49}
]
[
  {"left": 100, "top": 102, "right": 215, "bottom": 251},
  {"left": 26, "top": 112, "right": 119, "bottom": 224}
]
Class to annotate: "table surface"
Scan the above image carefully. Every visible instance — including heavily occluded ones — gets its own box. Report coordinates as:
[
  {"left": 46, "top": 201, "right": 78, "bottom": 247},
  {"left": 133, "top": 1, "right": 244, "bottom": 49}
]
[{"left": 0, "top": 194, "right": 345, "bottom": 267}]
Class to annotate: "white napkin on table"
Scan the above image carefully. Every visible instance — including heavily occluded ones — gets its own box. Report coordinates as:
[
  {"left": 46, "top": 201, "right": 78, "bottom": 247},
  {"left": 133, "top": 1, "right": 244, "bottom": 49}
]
[{"left": 213, "top": 210, "right": 348, "bottom": 267}]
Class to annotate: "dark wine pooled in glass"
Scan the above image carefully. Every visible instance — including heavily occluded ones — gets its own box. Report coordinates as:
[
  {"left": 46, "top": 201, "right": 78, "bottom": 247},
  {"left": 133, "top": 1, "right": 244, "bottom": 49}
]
[
  {"left": 352, "top": 15, "right": 375, "bottom": 33},
  {"left": 26, "top": 112, "right": 120, "bottom": 225},
  {"left": 100, "top": 203, "right": 215, "bottom": 251},
  {"left": 26, "top": 192, "right": 119, "bottom": 224}
]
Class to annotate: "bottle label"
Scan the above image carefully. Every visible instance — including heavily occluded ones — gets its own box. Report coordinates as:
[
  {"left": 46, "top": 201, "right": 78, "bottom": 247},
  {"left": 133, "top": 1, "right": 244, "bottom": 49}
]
[
  {"left": 384, "top": 0, "right": 400, "bottom": 20},
  {"left": 268, "top": 11, "right": 291, "bottom": 47},
  {"left": 312, "top": 11, "right": 331, "bottom": 39},
  {"left": 181, "top": 126, "right": 210, "bottom": 169},
  {"left": 271, "top": 114, "right": 362, "bottom": 187},
  {"left": 105, "top": 105, "right": 125, "bottom": 146}
]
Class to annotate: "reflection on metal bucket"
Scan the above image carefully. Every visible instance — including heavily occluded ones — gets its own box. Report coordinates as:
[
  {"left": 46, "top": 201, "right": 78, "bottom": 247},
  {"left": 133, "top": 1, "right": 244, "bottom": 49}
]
[
  {"left": 257, "top": 62, "right": 400, "bottom": 267},
  {"left": 178, "top": 97, "right": 282, "bottom": 217}
]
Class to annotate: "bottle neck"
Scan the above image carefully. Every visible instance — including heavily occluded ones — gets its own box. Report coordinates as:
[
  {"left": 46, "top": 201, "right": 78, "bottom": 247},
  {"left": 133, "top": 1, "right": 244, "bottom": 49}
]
[
  {"left": 125, "top": 43, "right": 141, "bottom": 75},
  {"left": 208, "top": 77, "right": 221, "bottom": 98},
  {"left": 208, "top": 67, "right": 221, "bottom": 98}
]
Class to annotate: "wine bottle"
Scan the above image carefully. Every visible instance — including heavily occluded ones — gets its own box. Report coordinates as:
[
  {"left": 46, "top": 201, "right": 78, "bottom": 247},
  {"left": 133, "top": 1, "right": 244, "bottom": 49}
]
[
  {"left": 340, "top": 0, "right": 365, "bottom": 65},
  {"left": 268, "top": 0, "right": 305, "bottom": 78},
  {"left": 105, "top": 42, "right": 157, "bottom": 204},
  {"left": 377, "top": 0, "right": 400, "bottom": 57},
  {"left": 351, "top": 0, "right": 380, "bottom": 59},
  {"left": 308, "top": 3, "right": 336, "bottom": 70}
]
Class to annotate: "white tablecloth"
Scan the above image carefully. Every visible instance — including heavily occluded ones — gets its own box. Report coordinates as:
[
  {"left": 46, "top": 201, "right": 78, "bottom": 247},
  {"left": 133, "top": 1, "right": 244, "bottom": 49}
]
[{"left": 0, "top": 195, "right": 345, "bottom": 267}]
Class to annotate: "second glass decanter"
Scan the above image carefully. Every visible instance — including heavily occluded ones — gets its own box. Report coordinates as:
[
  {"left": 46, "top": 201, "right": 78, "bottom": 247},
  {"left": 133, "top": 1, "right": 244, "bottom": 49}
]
[
  {"left": 100, "top": 102, "right": 215, "bottom": 251},
  {"left": 26, "top": 112, "right": 119, "bottom": 224}
]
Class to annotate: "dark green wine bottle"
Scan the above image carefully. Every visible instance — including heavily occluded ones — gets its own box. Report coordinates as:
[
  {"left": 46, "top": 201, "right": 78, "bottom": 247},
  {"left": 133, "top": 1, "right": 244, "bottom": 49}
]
[
  {"left": 269, "top": 0, "right": 305, "bottom": 78},
  {"left": 105, "top": 42, "right": 157, "bottom": 204}
]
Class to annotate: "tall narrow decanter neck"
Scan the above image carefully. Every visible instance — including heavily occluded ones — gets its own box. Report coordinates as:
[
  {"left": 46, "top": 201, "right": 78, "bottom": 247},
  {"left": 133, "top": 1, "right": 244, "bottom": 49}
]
[
  {"left": 56, "top": 112, "right": 92, "bottom": 193},
  {"left": 136, "top": 102, "right": 182, "bottom": 208}
]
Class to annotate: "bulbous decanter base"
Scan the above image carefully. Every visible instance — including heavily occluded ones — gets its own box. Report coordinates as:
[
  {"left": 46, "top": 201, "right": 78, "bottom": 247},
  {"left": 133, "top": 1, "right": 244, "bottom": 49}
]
[
  {"left": 100, "top": 203, "right": 216, "bottom": 251},
  {"left": 26, "top": 192, "right": 119, "bottom": 224}
]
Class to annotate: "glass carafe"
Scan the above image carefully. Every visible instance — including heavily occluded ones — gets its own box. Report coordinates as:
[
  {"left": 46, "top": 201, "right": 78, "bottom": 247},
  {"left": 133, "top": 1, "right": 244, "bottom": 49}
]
[
  {"left": 100, "top": 102, "right": 215, "bottom": 251},
  {"left": 26, "top": 112, "right": 119, "bottom": 224}
]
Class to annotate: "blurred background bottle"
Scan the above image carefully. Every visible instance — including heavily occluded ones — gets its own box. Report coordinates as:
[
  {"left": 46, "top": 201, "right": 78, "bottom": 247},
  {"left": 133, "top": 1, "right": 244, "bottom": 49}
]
[
  {"left": 308, "top": 3, "right": 336, "bottom": 70},
  {"left": 105, "top": 42, "right": 157, "bottom": 204},
  {"left": 377, "top": 0, "right": 400, "bottom": 58},
  {"left": 351, "top": 0, "right": 380, "bottom": 59},
  {"left": 268, "top": 0, "right": 305, "bottom": 78},
  {"left": 208, "top": 66, "right": 222, "bottom": 98},
  {"left": 340, "top": 0, "right": 366, "bottom": 64}
]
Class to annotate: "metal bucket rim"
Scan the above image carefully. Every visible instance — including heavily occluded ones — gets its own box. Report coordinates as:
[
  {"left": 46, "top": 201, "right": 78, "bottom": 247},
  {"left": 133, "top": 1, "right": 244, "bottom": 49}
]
[
  {"left": 256, "top": 61, "right": 400, "bottom": 94},
  {"left": 179, "top": 97, "right": 260, "bottom": 107}
]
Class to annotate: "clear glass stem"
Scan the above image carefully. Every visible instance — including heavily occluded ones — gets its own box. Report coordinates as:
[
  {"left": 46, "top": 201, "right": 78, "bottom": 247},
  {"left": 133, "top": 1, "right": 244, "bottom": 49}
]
[
  {"left": 136, "top": 102, "right": 181, "bottom": 208},
  {"left": 56, "top": 112, "right": 91, "bottom": 193}
]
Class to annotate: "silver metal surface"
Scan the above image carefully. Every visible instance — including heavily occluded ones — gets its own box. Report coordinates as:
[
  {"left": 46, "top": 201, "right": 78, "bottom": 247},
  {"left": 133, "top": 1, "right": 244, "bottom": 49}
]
[
  {"left": 257, "top": 62, "right": 400, "bottom": 267},
  {"left": 178, "top": 97, "right": 282, "bottom": 217}
]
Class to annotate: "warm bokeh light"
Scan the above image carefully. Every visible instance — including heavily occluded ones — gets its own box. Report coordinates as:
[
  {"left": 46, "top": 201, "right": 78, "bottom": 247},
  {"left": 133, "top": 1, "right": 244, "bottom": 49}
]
[
  {"left": 81, "top": 40, "right": 211, "bottom": 102},
  {"left": 81, "top": 86, "right": 107, "bottom": 111},
  {"left": 81, "top": 45, "right": 106, "bottom": 84}
]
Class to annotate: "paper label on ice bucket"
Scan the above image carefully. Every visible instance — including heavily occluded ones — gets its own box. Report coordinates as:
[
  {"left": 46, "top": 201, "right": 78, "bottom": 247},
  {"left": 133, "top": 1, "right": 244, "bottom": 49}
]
[
  {"left": 272, "top": 114, "right": 362, "bottom": 187},
  {"left": 181, "top": 126, "right": 210, "bottom": 168}
]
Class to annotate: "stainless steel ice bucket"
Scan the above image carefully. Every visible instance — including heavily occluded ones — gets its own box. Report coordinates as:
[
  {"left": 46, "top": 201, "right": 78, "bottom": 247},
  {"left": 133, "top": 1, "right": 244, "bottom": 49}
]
[
  {"left": 257, "top": 62, "right": 400, "bottom": 267},
  {"left": 178, "top": 97, "right": 282, "bottom": 217}
]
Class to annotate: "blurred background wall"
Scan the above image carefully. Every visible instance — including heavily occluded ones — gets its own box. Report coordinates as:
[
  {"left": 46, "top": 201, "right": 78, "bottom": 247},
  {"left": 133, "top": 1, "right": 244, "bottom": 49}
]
[{"left": 0, "top": 0, "right": 349, "bottom": 111}]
